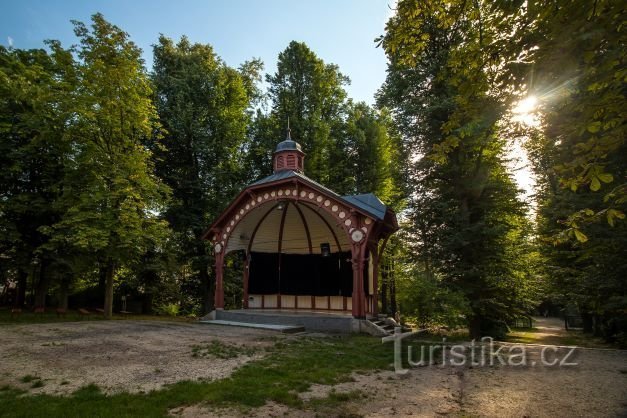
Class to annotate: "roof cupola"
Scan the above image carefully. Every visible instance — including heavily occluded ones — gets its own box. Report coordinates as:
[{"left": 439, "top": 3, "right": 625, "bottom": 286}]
[{"left": 273, "top": 126, "right": 305, "bottom": 173}]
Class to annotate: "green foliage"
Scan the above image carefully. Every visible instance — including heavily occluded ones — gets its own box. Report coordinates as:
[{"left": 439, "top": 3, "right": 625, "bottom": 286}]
[
  {"left": 151, "top": 35, "right": 252, "bottom": 314},
  {"left": 379, "top": 0, "right": 540, "bottom": 337},
  {"left": 30, "top": 15, "right": 172, "bottom": 317},
  {"left": 0, "top": 42, "right": 78, "bottom": 305},
  {"left": 156, "top": 302, "right": 179, "bottom": 317},
  {"left": 343, "top": 103, "right": 406, "bottom": 209},
  {"left": 528, "top": 1, "right": 625, "bottom": 206},
  {"left": 264, "top": 41, "right": 349, "bottom": 189},
  {"left": 522, "top": 1, "right": 627, "bottom": 341},
  {"left": 398, "top": 269, "right": 470, "bottom": 330}
]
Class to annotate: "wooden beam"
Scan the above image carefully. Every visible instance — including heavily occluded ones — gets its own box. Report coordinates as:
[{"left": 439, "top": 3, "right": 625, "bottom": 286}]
[
  {"left": 300, "top": 202, "right": 343, "bottom": 253},
  {"left": 277, "top": 203, "right": 288, "bottom": 308},
  {"left": 292, "top": 202, "right": 313, "bottom": 254}
]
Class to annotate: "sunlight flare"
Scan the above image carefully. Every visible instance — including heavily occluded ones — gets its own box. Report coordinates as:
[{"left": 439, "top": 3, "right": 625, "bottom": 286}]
[{"left": 512, "top": 95, "right": 539, "bottom": 126}]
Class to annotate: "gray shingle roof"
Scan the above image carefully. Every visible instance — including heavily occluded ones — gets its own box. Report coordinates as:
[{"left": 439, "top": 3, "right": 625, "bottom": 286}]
[{"left": 341, "top": 193, "right": 387, "bottom": 220}]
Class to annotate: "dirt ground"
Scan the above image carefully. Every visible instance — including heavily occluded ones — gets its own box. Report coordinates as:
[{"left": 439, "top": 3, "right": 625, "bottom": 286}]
[
  {"left": 193, "top": 346, "right": 627, "bottom": 418},
  {"left": 0, "top": 320, "right": 272, "bottom": 395},
  {"left": 1, "top": 319, "right": 626, "bottom": 417}
]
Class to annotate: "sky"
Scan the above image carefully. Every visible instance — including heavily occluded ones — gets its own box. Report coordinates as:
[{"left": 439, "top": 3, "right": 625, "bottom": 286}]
[{"left": 0, "top": 0, "right": 394, "bottom": 104}]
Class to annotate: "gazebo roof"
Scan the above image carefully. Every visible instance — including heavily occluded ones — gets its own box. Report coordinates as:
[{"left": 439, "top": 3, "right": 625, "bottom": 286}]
[
  {"left": 250, "top": 170, "right": 388, "bottom": 221},
  {"left": 203, "top": 131, "right": 398, "bottom": 256}
]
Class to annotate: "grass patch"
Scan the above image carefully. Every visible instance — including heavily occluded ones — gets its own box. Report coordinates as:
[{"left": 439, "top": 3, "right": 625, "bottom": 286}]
[
  {"left": 0, "top": 310, "right": 106, "bottom": 325},
  {"left": 505, "top": 327, "right": 613, "bottom": 348},
  {"left": 19, "top": 375, "right": 38, "bottom": 384},
  {"left": 308, "top": 389, "right": 366, "bottom": 413},
  {"left": 0, "top": 309, "right": 195, "bottom": 325},
  {"left": 0, "top": 335, "right": 394, "bottom": 417},
  {"left": 30, "top": 380, "right": 45, "bottom": 389},
  {"left": 190, "top": 340, "right": 258, "bottom": 359}
]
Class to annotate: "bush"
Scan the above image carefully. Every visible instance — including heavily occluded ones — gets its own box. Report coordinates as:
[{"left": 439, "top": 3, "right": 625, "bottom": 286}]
[
  {"left": 398, "top": 270, "right": 470, "bottom": 330},
  {"left": 156, "top": 303, "right": 179, "bottom": 317}
]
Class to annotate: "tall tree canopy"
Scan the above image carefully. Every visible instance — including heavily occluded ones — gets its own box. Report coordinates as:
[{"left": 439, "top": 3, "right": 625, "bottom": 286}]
[
  {"left": 0, "top": 43, "right": 76, "bottom": 308},
  {"left": 43, "top": 14, "right": 170, "bottom": 318},
  {"left": 379, "top": 0, "right": 538, "bottom": 338},
  {"left": 524, "top": 1, "right": 627, "bottom": 340},
  {"left": 247, "top": 41, "right": 404, "bottom": 206},
  {"left": 151, "top": 35, "right": 253, "bottom": 313}
]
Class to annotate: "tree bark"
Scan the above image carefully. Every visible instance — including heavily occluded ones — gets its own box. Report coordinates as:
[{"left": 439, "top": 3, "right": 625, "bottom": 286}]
[
  {"left": 143, "top": 292, "right": 154, "bottom": 315},
  {"left": 389, "top": 258, "right": 397, "bottom": 317},
  {"left": 103, "top": 261, "right": 115, "bottom": 319},
  {"left": 468, "top": 316, "right": 482, "bottom": 340},
  {"left": 200, "top": 259, "right": 214, "bottom": 314},
  {"left": 381, "top": 264, "right": 388, "bottom": 316},
  {"left": 98, "top": 264, "right": 107, "bottom": 292},
  {"left": 16, "top": 269, "right": 27, "bottom": 308},
  {"left": 33, "top": 259, "right": 50, "bottom": 308},
  {"left": 58, "top": 279, "right": 69, "bottom": 310}
]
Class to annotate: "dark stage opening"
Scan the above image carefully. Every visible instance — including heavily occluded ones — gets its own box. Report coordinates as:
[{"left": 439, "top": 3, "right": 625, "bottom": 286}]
[{"left": 248, "top": 251, "right": 353, "bottom": 296}]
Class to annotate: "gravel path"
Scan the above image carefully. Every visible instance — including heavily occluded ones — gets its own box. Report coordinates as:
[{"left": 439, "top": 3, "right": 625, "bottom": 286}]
[{"left": 0, "top": 320, "right": 272, "bottom": 395}]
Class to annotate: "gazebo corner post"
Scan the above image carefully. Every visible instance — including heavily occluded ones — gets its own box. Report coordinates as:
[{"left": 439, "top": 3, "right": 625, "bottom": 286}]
[
  {"left": 214, "top": 251, "right": 225, "bottom": 310},
  {"left": 351, "top": 242, "right": 367, "bottom": 319}
]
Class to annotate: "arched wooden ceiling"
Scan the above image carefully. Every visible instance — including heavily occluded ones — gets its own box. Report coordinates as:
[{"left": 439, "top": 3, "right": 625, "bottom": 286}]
[{"left": 224, "top": 200, "right": 350, "bottom": 255}]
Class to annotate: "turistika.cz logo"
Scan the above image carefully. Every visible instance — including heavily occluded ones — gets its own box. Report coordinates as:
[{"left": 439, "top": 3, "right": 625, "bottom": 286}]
[{"left": 383, "top": 327, "right": 579, "bottom": 375}]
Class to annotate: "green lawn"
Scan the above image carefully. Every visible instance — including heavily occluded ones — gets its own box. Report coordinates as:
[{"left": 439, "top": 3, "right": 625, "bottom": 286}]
[
  {"left": 0, "top": 309, "right": 193, "bottom": 325},
  {"left": 0, "top": 335, "right": 395, "bottom": 417},
  {"left": 505, "top": 327, "right": 613, "bottom": 348}
]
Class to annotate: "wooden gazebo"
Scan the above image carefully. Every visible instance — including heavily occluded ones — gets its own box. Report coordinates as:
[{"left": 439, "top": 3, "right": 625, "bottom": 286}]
[{"left": 203, "top": 129, "right": 398, "bottom": 319}]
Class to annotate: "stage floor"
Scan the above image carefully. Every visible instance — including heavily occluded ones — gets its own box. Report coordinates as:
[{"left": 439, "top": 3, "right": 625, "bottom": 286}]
[{"left": 211, "top": 308, "right": 361, "bottom": 333}]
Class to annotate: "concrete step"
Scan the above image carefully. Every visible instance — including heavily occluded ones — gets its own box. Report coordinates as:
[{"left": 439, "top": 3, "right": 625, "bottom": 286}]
[{"left": 199, "top": 320, "right": 305, "bottom": 334}]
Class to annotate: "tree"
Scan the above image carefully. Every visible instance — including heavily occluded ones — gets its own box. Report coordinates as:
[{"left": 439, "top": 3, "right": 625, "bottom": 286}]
[
  {"left": 526, "top": 0, "right": 625, "bottom": 239},
  {"left": 379, "top": 0, "right": 538, "bottom": 338},
  {"left": 0, "top": 43, "right": 76, "bottom": 308},
  {"left": 343, "top": 102, "right": 405, "bottom": 207},
  {"left": 151, "top": 35, "right": 251, "bottom": 313},
  {"left": 261, "top": 41, "right": 350, "bottom": 191},
  {"left": 516, "top": 1, "right": 627, "bottom": 343},
  {"left": 44, "top": 14, "right": 170, "bottom": 318}
]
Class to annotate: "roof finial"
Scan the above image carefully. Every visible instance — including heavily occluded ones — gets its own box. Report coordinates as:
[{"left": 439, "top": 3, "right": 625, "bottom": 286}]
[{"left": 286, "top": 116, "right": 291, "bottom": 140}]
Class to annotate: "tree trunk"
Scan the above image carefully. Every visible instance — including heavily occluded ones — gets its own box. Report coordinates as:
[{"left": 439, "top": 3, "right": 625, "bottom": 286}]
[
  {"left": 381, "top": 263, "right": 388, "bottom": 316},
  {"left": 98, "top": 265, "right": 106, "bottom": 292},
  {"left": 389, "top": 259, "right": 397, "bottom": 317},
  {"left": 58, "top": 280, "right": 69, "bottom": 310},
  {"left": 143, "top": 292, "right": 154, "bottom": 315},
  {"left": 16, "top": 269, "right": 27, "bottom": 308},
  {"left": 103, "top": 261, "right": 115, "bottom": 319},
  {"left": 468, "top": 316, "right": 482, "bottom": 340},
  {"left": 34, "top": 259, "right": 50, "bottom": 308},
  {"left": 200, "top": 260, "right": 214, "bottom": 314},
  {"left": 582, "top": 313, "right": 593, "bottom": 333}
]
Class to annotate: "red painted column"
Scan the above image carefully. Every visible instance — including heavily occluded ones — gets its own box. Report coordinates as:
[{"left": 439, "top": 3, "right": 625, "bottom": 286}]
[
  {"left": 351, "top": 243, "right": 366, "bottom": 319},
  {"left": 214, "top": 252, "right": 225, "bottom": 309}
]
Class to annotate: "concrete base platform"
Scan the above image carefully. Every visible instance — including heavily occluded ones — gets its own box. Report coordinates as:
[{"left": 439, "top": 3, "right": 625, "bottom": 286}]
[
  {"left": 199, "top": 319, "right": 305, "bottom": 333},
  {"left": 208, "top": 309, "right": 363, "bottom": 333}
]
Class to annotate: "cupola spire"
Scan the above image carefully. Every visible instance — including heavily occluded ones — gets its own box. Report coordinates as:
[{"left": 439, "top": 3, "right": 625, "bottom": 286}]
[{"left": 273, "top": 121, "right": 305, "bottom": 173}]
